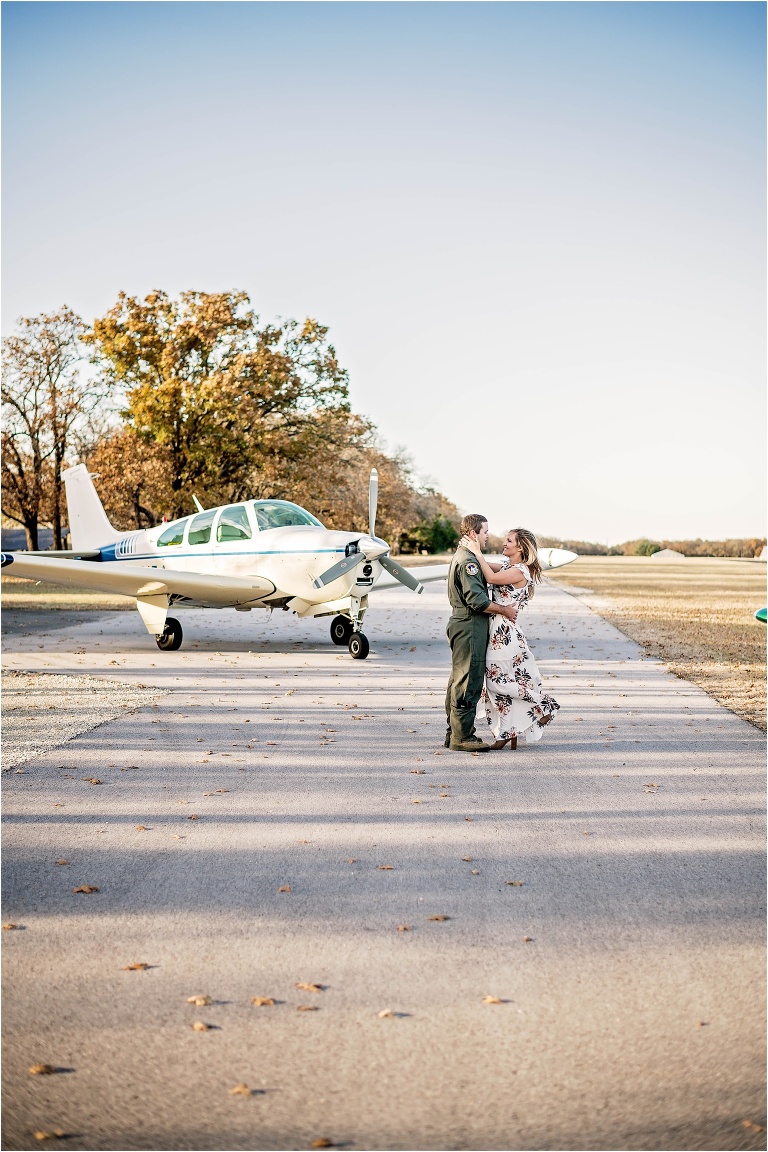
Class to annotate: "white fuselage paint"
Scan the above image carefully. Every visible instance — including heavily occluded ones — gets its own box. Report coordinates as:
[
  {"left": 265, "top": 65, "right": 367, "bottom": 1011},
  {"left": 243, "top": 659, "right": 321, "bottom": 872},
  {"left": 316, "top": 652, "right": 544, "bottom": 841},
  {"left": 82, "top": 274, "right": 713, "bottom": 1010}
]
[{"left": 100, "top": 520, "right": 381, "bottom": 607}]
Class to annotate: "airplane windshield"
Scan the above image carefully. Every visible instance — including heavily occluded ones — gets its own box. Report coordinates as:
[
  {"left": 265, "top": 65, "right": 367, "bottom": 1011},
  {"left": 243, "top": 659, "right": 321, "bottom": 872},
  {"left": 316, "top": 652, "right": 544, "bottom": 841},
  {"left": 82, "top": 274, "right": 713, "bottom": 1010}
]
[
  {"left": 252, "top": 501, "right": 323, "bottom": 530},
  {"left": 157, "top": 519, "right": 189, "bottom": 547}
]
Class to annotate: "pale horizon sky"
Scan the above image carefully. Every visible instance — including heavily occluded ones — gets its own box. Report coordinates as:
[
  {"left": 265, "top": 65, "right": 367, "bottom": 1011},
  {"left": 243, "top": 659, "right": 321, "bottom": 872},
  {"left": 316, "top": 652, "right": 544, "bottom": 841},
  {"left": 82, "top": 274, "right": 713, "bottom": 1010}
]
[{"left": 3, "top": 1, "right": 765, "bottom": 544}]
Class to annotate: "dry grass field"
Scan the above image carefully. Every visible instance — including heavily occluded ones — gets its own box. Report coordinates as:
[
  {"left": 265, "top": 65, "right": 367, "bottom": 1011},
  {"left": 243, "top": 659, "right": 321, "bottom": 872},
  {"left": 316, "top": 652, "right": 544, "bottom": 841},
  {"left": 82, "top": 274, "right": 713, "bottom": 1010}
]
[
  {"left": 1, "top": 575, "right": 133, "bottom": 610},
  {"left": 546, "top": 556, "right": 767, "bottom": 730}
]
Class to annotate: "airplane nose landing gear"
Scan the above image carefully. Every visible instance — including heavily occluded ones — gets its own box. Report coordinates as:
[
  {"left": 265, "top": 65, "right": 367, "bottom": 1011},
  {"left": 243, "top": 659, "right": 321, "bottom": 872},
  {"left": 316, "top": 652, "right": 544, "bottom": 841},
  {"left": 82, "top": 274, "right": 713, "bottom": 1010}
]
[
  {"left": 348, "top": 632, "right": 370, "bottom": 659},
  {"left": 329, "top": 598, "right": 369, "bottom": 657},
  {"left": 156, "top": 617, "right": 183, "bottom": 651}
]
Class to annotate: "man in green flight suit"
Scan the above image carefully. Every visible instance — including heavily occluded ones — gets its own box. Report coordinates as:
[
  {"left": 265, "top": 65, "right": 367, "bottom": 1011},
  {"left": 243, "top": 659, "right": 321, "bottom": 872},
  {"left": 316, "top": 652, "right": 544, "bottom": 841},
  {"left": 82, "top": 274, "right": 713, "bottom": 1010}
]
[{"left": 445, "top": 514, "right": 519, "bottom": 752}]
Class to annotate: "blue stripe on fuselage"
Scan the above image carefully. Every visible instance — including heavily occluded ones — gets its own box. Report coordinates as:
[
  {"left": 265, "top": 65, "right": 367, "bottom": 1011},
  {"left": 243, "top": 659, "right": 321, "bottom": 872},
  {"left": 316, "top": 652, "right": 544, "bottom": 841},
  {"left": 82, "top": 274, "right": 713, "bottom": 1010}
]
[{"left": 98, "top": 547, "right": 347, "bottom": 562}]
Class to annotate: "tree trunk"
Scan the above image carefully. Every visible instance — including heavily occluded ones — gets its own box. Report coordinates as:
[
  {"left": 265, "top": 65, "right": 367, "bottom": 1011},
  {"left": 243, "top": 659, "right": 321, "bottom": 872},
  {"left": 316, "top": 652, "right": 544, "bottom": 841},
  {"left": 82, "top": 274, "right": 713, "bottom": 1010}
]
[{"left": 24, "top": 520, "right": 39, "bottom": 550}]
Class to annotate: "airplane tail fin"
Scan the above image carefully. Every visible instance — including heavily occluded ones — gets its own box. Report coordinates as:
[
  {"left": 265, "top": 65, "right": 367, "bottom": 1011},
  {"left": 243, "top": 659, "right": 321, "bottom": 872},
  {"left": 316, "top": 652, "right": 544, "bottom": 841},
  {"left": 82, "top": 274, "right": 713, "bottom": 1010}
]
[{"left": 63, "top": 464, "right": 120, "bottom": 550}]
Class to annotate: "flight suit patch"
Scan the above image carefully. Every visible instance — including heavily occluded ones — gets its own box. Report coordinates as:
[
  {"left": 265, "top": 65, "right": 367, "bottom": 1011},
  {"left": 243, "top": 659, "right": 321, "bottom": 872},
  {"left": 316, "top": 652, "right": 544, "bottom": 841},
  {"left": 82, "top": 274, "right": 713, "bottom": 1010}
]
[{"left": 466, "top": 562, "right": 479, "bottom": 575}]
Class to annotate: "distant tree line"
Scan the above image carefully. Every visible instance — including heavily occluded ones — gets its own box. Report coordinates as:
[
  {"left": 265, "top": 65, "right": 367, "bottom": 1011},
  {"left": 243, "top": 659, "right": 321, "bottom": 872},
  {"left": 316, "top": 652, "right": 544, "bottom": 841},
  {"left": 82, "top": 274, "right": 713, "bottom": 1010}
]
[
  {"left": 538, "top": 536, "right": 766, "bottom": 558},
  {"left": 2, "top": 294, "right": 460, "bottom": 554}
]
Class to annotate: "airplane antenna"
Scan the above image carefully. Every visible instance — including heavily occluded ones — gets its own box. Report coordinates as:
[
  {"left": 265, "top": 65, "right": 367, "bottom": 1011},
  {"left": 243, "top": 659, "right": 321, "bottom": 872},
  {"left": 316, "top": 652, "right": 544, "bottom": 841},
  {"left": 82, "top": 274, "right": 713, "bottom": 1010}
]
[{"left": 192, "top": 496, "right": 204, "bottom": 513}]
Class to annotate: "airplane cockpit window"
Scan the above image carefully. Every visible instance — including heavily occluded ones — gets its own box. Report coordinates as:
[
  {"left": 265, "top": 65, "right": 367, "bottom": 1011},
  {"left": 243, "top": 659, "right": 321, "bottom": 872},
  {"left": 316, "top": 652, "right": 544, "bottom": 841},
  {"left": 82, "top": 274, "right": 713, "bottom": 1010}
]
[
  {"left": 188, "top": 509, "right": 217, "bottom": 545},
  {"left": 252, "top": 501, "right": 323, "bottom": 530},
  {"left": 217, "top": 505, "right": 252, "bottom": 542},
  {"left": 157, "top": 519, "right": 189, "bottom": 547}
]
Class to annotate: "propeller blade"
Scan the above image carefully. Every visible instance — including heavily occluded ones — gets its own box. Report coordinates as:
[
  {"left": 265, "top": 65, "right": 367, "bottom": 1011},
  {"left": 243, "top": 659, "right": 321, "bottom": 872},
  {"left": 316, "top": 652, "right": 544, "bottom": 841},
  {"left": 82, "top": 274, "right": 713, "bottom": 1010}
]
[
  {"left": 312, "top": 551, "right": 366, "bottom": 589},
  {"left": 369, "top": 468, "right": 378, "bottom": 539},
  {"left": 379, "top": 554, "right": 423, "bottom": 594}
]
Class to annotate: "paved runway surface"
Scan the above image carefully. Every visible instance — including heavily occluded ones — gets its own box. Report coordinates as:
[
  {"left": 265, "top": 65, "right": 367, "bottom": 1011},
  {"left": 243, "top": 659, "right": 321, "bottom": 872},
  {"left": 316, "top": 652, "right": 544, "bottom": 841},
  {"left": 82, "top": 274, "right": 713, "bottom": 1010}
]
[{"left": 2, "top": 582, "right": 765, "bottom": 1151}]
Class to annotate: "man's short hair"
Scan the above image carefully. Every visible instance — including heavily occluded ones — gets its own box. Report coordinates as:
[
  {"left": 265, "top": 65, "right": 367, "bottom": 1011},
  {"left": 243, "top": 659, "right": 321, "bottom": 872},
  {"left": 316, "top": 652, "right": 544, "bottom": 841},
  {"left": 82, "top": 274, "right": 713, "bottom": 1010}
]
[{"left": 460, "top": 514, "right": 487, "bottom": 536}]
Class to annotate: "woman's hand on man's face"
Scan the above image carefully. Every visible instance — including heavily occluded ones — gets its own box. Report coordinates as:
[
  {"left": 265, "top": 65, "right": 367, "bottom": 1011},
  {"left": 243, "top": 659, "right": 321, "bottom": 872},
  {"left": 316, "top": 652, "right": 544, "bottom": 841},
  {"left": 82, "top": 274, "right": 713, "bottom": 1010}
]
[{"left": 461, "top": 534, "right": 481, "bottom": 556}]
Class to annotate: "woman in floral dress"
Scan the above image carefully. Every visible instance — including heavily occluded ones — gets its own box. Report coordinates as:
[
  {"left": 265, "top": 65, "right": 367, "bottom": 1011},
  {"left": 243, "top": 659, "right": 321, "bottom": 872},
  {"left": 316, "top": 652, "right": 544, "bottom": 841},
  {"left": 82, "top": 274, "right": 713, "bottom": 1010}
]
[{"left": 460, "top": 528, "right": 559, "bottom": 749}]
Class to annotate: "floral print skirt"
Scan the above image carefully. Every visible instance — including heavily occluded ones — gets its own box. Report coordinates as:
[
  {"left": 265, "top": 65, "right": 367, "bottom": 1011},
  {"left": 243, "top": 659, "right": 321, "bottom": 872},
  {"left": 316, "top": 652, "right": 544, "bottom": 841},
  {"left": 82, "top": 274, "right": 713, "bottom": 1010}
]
[{"left": 478, "top": 615, "right": 560, "bottom": 743}]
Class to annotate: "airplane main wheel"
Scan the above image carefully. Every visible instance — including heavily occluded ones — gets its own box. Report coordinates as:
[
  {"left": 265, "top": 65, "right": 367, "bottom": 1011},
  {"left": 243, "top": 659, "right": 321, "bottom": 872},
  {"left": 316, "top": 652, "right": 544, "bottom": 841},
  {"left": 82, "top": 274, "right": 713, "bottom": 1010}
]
[
  {"left": 330, "top": 615, "right": 353, "bottom": 646},
  {"left": 348, "top": 632, "right": 370, "bottom": 660},
  {"left": 156, "top": 617, "right": 183, "bottom": 651}
]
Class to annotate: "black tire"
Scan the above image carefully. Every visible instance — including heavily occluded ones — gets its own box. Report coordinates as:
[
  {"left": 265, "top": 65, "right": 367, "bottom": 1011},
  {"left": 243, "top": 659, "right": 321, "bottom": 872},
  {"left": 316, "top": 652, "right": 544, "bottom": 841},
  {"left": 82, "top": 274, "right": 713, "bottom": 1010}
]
[
  {"left": 348, "top": 632, "right": 370, "bottom": 660},
  {"left": 330, "top": 615, "right": 353, "bottom": 646},
  {"left": 156, "top": 617, "right": 183, "bottom": 651}
]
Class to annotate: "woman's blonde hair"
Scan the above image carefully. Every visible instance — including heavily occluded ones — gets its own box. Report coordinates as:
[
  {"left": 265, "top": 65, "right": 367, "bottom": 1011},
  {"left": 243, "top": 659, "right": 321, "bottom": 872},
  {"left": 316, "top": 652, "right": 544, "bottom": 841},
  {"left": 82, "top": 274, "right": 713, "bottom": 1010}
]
[{"left": 510, "top": 528, "right": 542, "bottom": 596}]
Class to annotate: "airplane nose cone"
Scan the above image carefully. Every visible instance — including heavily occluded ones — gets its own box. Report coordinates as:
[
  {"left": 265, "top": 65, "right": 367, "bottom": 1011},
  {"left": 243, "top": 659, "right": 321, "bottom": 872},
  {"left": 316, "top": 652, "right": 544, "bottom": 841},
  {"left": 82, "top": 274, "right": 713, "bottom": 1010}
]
[{"left": 358, "top": 536, "right": 388, "bottom": 560}]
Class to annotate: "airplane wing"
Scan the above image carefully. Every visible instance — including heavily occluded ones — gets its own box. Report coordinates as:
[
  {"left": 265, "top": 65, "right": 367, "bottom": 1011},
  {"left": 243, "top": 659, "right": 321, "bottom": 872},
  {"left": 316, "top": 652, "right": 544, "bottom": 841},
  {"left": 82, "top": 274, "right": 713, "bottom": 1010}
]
[
  {"left": 372, "top": 550, "right": 577, "bottom": 590},
  {"left": 1, "top": 552, "right": 275, "bottom": 607}
]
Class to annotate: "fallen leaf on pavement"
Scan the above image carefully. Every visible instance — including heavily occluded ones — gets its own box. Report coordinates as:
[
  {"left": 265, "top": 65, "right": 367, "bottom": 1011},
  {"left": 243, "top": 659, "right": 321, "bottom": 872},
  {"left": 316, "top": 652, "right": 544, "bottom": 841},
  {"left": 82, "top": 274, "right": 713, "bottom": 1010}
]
[
  {"left": 311, "top": 1140, "right": 333, "bottom": 1149},
  {"left": 192, "top": 1021, "right": 212, "bottom": 1032},
  {"left": 3, "top": 923, "right": 20, "bottom": 930},
  {"left": 505, "top": 880, "right": 525, "bottom": 887},
  {"left": 522, "top": 935, "right": 533, "bottom": 942},
  {"left": 229, "top": 1083, "right": 253, "bottom": 1096},
  {"left": 464, "top": 817, "right": 474, "bottom": 822},
  {"left": 135, "top": 826, "right": 148, "bottom": 832},
  {"left": 297, "top": 1004, "right": 318, "bottom": 1011},
  {"left": 396, "top": 925, "right": 412, "bottom": 932},
  {"left": 187, "top": 814, "right": 201, "bottom": 821},
  {"left": 470, "top": 869, "right": 480, "bottom": 875},
  {"left": 72, "top": 886, "right": 98, "bottom": 894},
  {"left": 186, "top": 995, "right": 212, "bottom": 1006},
  {"left": 377, "top": 1008, "right": 395, "bottom": 1018},
  {"left": 54, "top": 860, "right": 70, "bottom": 866},
  {"left": 410, "top": 769, "right": 426, "bottom": 774},
  {"left": 428, "top": 915, "right": 450, "bottom": 921},
  {"left": 481, "top": 996, "right": 503, "bottom": 1005},
  {"left": 28, "top": 1064, "right": 57, "bottom": 1075},
  {"left": 250, "top": 996, "right": 275, "bottom": 1007},
  {"left": 346, "top": 858, "right": 358, "bottom": 864},
  {"left": 278, "top": 885, "right": 291, "bottom": 893},
  {"left": 377, "top": 865, "right": 394, "bottom": 870},
  {"left": 296, "top": 982, "right": 324, "bottom": 993},
  {"left": 462, "top": 857, "right": 473, "bottom": 862},
  {"left": 742, "top": 1121, "right": 766, "bottom": 1132},
  {"left": 81, "top": 778, "right": 102, "bottom": 785},
  {"left": 34, "top": 1131, "right": 66, "bottom": 1141},
  {"left": 121, "top": 962, "right": 150, "bottom": 971}
]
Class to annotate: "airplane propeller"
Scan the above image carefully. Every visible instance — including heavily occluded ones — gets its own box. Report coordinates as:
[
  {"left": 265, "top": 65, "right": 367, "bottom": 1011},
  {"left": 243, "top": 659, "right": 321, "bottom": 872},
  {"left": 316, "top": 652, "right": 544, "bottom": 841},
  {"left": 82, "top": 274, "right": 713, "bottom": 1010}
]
[
  {"left": 312, "top": 548, "right": 367, "bottom": 589},
  {"left": 312, "top": 469, "right": 424, "bottom": 594},
  {"left": 369, "top": 467, "right": 378, "bottom": 538},
  {"left": 378, "top": 555, "right": 423, "bottom": 593}
]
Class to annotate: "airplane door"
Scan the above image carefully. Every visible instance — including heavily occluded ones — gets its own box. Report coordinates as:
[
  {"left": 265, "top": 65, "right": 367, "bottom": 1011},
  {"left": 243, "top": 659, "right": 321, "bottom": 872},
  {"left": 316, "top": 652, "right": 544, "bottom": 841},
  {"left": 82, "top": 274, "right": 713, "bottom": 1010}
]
[
  {"left": 213, "top": 504, "right": 257, "bottom": 576},
  {"left": 185, "top": 508, "right": 219, "bottom": 576}
]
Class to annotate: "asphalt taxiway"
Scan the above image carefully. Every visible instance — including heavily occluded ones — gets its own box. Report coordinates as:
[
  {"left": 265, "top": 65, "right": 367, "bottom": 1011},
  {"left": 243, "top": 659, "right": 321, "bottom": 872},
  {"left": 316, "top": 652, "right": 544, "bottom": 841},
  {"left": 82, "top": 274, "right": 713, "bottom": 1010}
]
[{"left": 2, "top": 582, "right": 765, "bottom": 1151}]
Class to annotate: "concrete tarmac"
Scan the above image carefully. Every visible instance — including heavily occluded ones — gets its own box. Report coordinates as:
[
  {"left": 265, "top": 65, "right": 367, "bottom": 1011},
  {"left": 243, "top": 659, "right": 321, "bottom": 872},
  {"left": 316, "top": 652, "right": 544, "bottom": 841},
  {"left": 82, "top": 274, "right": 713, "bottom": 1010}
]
[{"left": 1, "top": 582, "right": 765, "bottom": 1152}]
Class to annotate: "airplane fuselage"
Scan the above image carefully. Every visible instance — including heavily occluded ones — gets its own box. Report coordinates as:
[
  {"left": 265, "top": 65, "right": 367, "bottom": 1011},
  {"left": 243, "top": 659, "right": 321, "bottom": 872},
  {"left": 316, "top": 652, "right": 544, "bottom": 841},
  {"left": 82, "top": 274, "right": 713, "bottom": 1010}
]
[{"left": 98, "top": 500, "right": 383, "bottom": 608}]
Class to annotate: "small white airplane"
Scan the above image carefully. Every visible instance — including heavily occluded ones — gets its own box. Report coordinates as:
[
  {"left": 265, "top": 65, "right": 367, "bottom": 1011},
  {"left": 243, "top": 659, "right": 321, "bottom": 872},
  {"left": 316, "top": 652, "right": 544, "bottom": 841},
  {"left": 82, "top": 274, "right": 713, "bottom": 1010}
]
[{"left": 1, "top": 465, "right": 577, "bottom": 658}]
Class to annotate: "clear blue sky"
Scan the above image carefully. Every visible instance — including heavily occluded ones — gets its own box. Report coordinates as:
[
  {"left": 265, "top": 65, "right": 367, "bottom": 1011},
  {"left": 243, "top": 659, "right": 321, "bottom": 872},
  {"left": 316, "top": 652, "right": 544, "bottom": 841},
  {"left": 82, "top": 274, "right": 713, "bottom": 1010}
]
[{"left": 3, "top": 2, "right": 765, "bottom": 543}]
